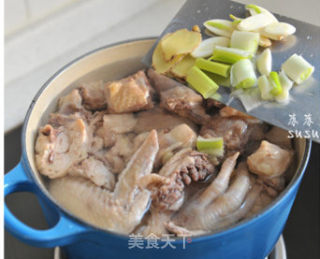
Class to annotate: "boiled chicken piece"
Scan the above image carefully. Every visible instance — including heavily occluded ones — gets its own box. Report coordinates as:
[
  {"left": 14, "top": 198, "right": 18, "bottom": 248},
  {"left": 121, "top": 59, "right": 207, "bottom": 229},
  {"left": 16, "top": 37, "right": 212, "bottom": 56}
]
[
  {"left": 147, "top": 69, "right": 210, "bottom": 124},
  {"left": 105, "top": 70, "right": 153, "bottom": 113},
  {"left": 50, "top": 130, "right": 159, "bottom": 234},
  {"left": 249, "top": 191, "right": 274, "bottom": 216},
  {"left": 113, "top": 130, "right": 159, "bottom": 201},
  {"left": 102, "top": 134, "right": 135, "bottom": 174},
  {"left": 141, "top": 148, "right": 214, "bottom": 211},
  {"left": 160, "top": 86, "right": 210, "bottom": 125},
  {"left": 147, "top": 68, "right": 179, "bottom": 92},
  {"left": 172, "top": 159, "right": 251, "bottom": 232},
  {"left": 209, "top": 183, "right": 263, "bottom": 231},
  {"left": 80, "top": 80, "right": 107, "bottom": 110},
  {"left": 156, "top": 123, "right": 197, "bottom": 167},
  {"left": 262, "top": 176, "right": 286, "bottom": 191},
  {"left": 35, "top": 118, "right": 88, "bottom": 179},
  {"left": 36, "top": 114, "right": 113, "bottom": 189},
  {"left": 139, "top": 210, "right": 173, "bottom": 236},
  {"left": 96, "top": 113, "right": 137, "bottom": 148},
  {"left": 103, "top": 114, "right": 137, "bottom": 134},
  {"left": 201, "top": 116, "right": 249, "bottom": 151},
  {"left": 265, "top": 126, "right": 292, "bottom": 149},
  {"left": 85, "top": 112, "right": 105, "bottom": 153},
  {"left": 48, "top": 112, "right": 88, "bottom": 128},
  {"left": 103, "top": 151, "right": 126, "bottom": 174},
  {"left": 247, "top": 140, "right": 293, "bottom": 177},
  {"left": 174, "top": 152, "right": 239, "bottom": 223},
  {"left": 68, "top": 156, "right": 115, "bottom": 190},
  {"left": 165, "top": 221, "right": 207, "bottom": 237},
  {"left": 134, "top": 107, "right": 196, "bottom": 133},
  {"left": 167, "top": 182, "right": 262, "bottom": 235},
  {"left": 139, "top": 148, "right": 214, "bottom": 236},
  {"left": 256, "top": 174, "right": 286, "bottom": 198},
  {"left": 58, "top": 89, "right": 83, "bottom": 114}
]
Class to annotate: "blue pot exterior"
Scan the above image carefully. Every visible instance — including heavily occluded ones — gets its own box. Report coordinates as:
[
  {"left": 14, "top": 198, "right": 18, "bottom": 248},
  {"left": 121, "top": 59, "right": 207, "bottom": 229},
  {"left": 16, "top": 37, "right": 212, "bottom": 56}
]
[
  {"left": 58, "top": 177, "right": 300, "bottom": 259},
  {"left": 4, "top": 152, "right": 306, "bottom": 259}
]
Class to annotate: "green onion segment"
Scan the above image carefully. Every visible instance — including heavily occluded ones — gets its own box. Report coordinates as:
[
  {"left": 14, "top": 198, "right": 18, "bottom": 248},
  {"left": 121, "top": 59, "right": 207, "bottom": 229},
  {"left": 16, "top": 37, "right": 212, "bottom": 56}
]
[
  {"left": 211, "top": 46, "right": 251, "bottom": 64},
  {"left": 231, "top": 59, "right": 257, "bottom": 88},
  {"left": 186, "top": 66, "right": 219, "bottom": 98},
  {"left": 195, "top": 58, "right": 230, "bottom": 77}
]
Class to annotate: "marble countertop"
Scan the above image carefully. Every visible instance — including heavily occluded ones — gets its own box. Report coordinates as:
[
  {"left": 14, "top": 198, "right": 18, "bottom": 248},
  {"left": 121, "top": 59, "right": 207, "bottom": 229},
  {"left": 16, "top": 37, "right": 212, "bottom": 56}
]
[{"left": 5, "top": 0, "right": 320, "bottom": 131}]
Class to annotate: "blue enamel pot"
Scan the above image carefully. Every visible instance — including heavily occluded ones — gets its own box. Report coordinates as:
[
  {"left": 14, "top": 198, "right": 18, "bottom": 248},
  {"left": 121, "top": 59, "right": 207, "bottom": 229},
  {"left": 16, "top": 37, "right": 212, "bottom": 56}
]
[{"left": 4, "top": 38, "right": 312, "bottom": 259}]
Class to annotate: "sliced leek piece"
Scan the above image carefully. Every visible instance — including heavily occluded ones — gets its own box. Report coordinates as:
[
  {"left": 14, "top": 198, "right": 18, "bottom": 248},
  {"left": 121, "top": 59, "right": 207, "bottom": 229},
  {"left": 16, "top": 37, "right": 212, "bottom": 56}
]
[
  {"left": 211, "top": 46, "right": 251, "bottom": 64},
  {"left": 160, "top": 29, "right": 201, "bottom": 61},
  {"left": 261, "top": 22, "right": 296, "bottom": 40},
  {"left": 229, "top": 14, "right": 242, "bottom": 25},
  {"left": 237, "top": 13, "right": 275, "bottom": 32},
  {"left": 195, "top": 58, "right": 230, "bottom": 77},
  {"left": 206, "top": 72, "right": 231, "bottom": 87},
  {"left": 258, "top": 75, "right": 273, "bottom": 100},
  {"left": 230, "top": 59, "right": 257, "bottom": 88},
  {"left": 237, "top": 88, "right": 262, "bottom": 111},
  {"left": 197, "top": 136, "right": 223, "bottom": 150},
  {"left": 196, "top": 137, "right": 224, "bottom": 157},
  {"left": 245, "top": 4, "right": 262, "bottom": 14},
  {"left": 171, "top": 55, "right": 196, "bottom": 79},
  {"left": 230, "top": 30, "right": 260, "bottom": 54},
  {"left": 186, "top": 66, "right": 219, "bottom": 98},
  {"left": 281, "top": 54, "right": 314, "bottom": 84},
  {"left": 275, "top": 70, "right": 293, "bottom": 103},
  {"left": 191, "top": 37, "right": 230, "bottom": 58},
  {"left": 245, "top": 4, "right": 278, "bottom": 23},
  {"left": 269, "top": 71, "right": 283, "bottom": 96},
  {"left": 256, "top": 48, "right": 272, "bottom": 76},
  {"left": 204, "top": 19, "right": 235, "bottom": 37},
  {"left": 259, "top": 36, "right": 272, "bottom": 47}
]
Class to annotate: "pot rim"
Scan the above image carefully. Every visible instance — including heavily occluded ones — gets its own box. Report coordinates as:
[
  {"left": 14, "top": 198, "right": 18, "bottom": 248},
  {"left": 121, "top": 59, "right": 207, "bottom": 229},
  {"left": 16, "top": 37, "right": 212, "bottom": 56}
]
[{"left": 20, "top": 37, "right": 312, "bottom": 243}]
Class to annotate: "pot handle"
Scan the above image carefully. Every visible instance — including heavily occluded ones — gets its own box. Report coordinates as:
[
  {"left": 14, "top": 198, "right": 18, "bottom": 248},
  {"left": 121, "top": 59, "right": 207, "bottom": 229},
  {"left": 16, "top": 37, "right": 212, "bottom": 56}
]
[{"left": 4, "top": 162, "right": 89, "bottom": 247}]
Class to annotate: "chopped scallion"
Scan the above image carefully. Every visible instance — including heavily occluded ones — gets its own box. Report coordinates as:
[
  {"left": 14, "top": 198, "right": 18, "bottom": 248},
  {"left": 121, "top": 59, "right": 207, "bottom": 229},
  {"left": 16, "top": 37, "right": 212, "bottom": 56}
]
[
  {"left": 229, "top": 14, "right": 242, "bottom": 25},
  {"left": 191, "top": 37, "right": 230, "bottom": 58},
  {"left": 230, "top": 30, "right": 260, "bottom": 55},
  {"left": 281, "top": 54, "right": 314, "bottom": 84},
  {"left": 245, "top": 4, "right": 262, "bottom": 14},
  {"left": 186, "top": 66, "right": 219, "bottom": 98},
  {"left": 196, "top": 137, "right": 224, "bottom": 156},
  {"left": 211, "top": 46, "right": 251, "bottom": 64},
  {"left": 245, "top": 4, "right": 278, "bottom": 22},
  {"left": 207, "top": 21, "right": 233, "bottom": 31},
  {"left": 269, "top": 71, "right": 283, "bottom": 96},
  {"left": 258, "top": 75, "right": 273, "bottom": 100},
  {"left": 237, "top": 88, "right": 262, "bottom": 111},
  {"left": 256, "top": 48, "right": 272, "bottom": 76},
  {"left": 230, "top": 59, "right": 257, "bottom": 88},
  {"left": 275, "top": 70, "right": 293, "bottom": 103},
  {"left": 204, "top": 19, "right": 234, "bottom": 37},
  {"left": 206, "top": 72, "right": 231, "bottom": 87},
  {"left": 195, "top": 58, "right": 230, "bottom": 77},
  {"left": 237, "top": 13, "right": 275, "bottom": 32}
]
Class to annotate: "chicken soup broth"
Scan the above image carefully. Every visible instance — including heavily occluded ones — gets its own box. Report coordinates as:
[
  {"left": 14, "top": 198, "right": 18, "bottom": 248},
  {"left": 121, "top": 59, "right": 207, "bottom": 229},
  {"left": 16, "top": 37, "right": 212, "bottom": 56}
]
[{"left": 35, "top": 69, "right": 294, "bottom": 236}]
